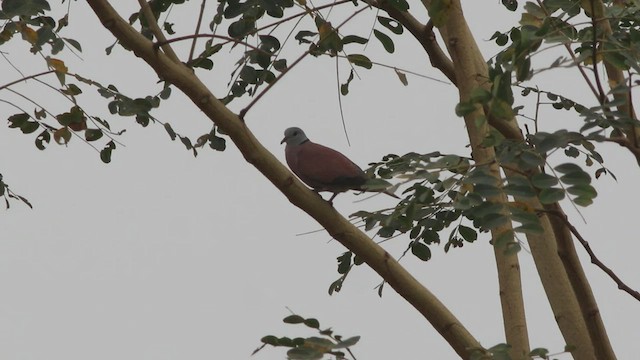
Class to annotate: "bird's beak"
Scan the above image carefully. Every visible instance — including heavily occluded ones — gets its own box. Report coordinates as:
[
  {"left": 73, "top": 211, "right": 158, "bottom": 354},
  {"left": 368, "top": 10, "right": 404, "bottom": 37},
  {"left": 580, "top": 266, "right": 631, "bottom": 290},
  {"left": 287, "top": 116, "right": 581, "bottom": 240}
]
[{"left": 280, "top": 136, "right": 288, "bottom": 144}]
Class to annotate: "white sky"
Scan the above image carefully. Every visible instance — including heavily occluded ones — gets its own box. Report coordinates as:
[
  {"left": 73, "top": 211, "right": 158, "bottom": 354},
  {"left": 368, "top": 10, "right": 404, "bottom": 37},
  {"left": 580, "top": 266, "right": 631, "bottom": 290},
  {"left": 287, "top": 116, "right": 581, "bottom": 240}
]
[{"left": 1, "top": 1, "right": 639, "bottom": 359}]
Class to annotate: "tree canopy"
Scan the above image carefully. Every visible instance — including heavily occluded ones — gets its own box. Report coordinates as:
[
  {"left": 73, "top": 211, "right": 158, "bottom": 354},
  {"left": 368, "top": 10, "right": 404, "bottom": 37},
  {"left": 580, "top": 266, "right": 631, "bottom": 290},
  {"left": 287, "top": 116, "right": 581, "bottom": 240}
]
[{"left": 2, "top": 0, "right": 640, "bottom": 359}]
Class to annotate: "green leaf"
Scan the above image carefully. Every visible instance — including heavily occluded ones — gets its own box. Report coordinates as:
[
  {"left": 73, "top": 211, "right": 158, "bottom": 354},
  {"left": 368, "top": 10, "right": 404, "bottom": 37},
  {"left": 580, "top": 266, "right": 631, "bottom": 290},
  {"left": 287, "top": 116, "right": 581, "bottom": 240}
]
[
  {"left": 63, "top": 37, "right": 82, "bottom": 52},
  {"left": 0, "top": 0, "right": 50, "bottom": 18},
  {"left": 411, "top": 241, "right": 431, "bottom": 261},
  {"left": 209, "top": 135, "right": 226, "bottom": 151},
  {"left": 303, "top": 318, "right": 320, "bottom": 329},
  {"left": 566, "top": 184, "right": 597, "bottom": 198},
  {"left": 7, "top": 113, "right": 29, "bottom": 128},
  {"left": 458, "top": 225, "right": 477, "bottom": 242},
  {"left": 341, "top": 35, "right": 368, "bottom": 45},
  {"left": 192, "top": 58, "right": 213, "bottom": 69},
  {"left": 538, "top": 187, "right": 565, "bottom": 204},
  {"left": 501, "top": 0, "right": 518, "bottom": 11},
  {"left": 373, "top": 29, "right": 395, "bottom": 53},
  {"left": 85, "top": 128, "right": 103, "bottom": 141},
  {"left": 337, "top": 251, "right": 351, "bottom": 274},
  {"left": 560, "top": 171, "right": 591, "bottom": 186},
  {"left": 259, "top": 34, "right": 281, "bottom": 53},
  {"left": 529, "top": 348, "right": 549, "bottom": 357},
  {"left": 340, "top": 69, "right": 354, "bottom": 95},
  {"left": 228, "top": 18, "right": 256, "bottom": 39},
  {"left": 515, "top": 57, "right": 531, "bottom": 81},
  {"left": 503, "top": 183, "right": 536, "bottom": 197},
  {"left": 35, "top": 130, "right": 50, "bottom": 150},
  {"left": 100, "top": 141, "right": 115, "bottom": 164},
  {"left": 572, "top": 196, "right": 593, "bottom": 207},
  {"left": 278, "top": 336, "right": 295, "bottom": 347},
  {"left": 287, "top": 347, "right": 323, "bottom": 360},
  {"left": 294, "top": 30, "right": 316, "bottom": 44},
  {"left": 261, "top": 335, "right": 279, "bottom": 345},
  {"left": 20, "top": 120, "right": 39, "bottom": 134},
  {"left": 377, "top": 16, "right": 403, "bottom": 34},
  {"left": 564, "top": 146, "right": 579, "bottom": 158},
  {"left": 530, "top": 173, "right": 558, "bottom": 188},
  {"left": 347, "top": 54, "right": 372, "bottom": 69},
  {"left": 334, "top": 336, "right": 360, "bottom": 348},
  {"left": 62, "top": 83, "right": 82, "bottom": 96},
  {"left": 554, "top": 162, "right": 582, "bottom": 174},
  {"left": 283, "top": 315, "right": 304, "bottom": 324},
  {"left": 240, "top": 65, "right": 258, "bottom": 84},
  {"left": 273, "top": 59, "right": 287, "bottom": 72}
]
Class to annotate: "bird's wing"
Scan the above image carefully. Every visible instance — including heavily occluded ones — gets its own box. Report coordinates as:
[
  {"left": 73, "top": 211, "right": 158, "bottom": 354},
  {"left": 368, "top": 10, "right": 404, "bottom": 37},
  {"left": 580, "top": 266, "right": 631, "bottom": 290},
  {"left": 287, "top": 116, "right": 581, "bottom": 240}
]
[{"left": 288, "top": 142, "right": 367, "bottom": 191}]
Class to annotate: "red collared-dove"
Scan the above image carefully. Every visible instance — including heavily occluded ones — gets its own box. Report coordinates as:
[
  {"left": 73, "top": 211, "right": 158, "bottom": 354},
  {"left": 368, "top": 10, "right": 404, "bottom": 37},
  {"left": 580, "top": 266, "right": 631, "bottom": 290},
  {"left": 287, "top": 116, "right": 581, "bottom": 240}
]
[{"left": 281, "top": 127, "right": 397, "bottom": 203}]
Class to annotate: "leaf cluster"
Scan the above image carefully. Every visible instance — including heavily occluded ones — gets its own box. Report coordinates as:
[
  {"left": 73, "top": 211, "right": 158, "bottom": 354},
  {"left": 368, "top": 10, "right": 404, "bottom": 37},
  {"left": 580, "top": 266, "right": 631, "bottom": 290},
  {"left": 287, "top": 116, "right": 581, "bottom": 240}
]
[{"left": 254, "top": 313, "right": 360, "bottom": 360}]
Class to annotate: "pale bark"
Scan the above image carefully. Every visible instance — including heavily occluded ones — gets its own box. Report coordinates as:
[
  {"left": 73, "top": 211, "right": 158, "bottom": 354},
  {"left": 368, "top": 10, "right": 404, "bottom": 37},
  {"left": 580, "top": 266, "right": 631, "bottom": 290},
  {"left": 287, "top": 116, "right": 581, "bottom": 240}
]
[
  {"left": 434, "top": 1, "right": 597, "bottom": 358},
  {"left": 428, "top": 2, "right": 532, "bottom": 358}
]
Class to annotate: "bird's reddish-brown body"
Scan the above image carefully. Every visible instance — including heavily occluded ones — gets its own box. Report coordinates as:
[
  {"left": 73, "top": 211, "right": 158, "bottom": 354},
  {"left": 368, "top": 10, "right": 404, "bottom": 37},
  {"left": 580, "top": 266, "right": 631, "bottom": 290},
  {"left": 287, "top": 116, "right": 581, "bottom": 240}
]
[{"left": 285, "top": 140, "right": 367, "bottom": 192}]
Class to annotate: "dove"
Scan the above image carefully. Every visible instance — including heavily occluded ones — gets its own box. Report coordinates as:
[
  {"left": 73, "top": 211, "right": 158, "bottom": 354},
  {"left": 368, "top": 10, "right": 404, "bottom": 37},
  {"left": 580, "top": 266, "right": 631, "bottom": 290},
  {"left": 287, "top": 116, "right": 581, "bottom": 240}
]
[{"left": 281, "top": 127, "right": 398, "bottom": 203}]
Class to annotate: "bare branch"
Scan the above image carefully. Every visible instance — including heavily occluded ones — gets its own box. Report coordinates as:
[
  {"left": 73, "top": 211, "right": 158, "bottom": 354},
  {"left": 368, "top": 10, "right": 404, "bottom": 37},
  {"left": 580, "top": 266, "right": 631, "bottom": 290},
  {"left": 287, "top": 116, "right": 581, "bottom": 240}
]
[
  {"left": 0, "top": 70, "right": 56, "bottom": 91},
  {"left": 547, "top": 210, "right": 640, "bottom": 302},
  {"left": 188, "top": 0, "right": 208, "bottom": 64}
]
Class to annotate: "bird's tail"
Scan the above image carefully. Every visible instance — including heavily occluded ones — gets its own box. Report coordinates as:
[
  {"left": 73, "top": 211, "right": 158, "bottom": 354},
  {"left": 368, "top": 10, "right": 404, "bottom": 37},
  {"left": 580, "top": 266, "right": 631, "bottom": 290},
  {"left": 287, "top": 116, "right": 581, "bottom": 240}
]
[{"left": 360, "top": 179, "right": 400, "bottom": 199}]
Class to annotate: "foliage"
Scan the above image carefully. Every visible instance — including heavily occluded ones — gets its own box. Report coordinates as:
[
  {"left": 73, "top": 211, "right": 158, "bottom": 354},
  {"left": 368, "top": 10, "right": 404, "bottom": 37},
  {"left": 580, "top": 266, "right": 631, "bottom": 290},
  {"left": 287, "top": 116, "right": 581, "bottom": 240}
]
[
  {"left": 253, "top": 313, "right": 360, "bottom": 360},
  {"left": 0, "top": 173, "right": 32, "bottom": 209}
]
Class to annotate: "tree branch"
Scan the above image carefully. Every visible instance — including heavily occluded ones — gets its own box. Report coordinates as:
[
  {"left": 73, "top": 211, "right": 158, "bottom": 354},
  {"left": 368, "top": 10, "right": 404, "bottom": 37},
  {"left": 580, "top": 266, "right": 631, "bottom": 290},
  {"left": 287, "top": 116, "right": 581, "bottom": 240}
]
[
  {"left": 542, "top": 203, "right": 617, "bottom": 360},
  {"left": 546, "top": 208, "right": 640, "bottom": 302},
  {"left": 367, "top": 0, "right": 456, "bottom": 84},
  {"left": 188, "top": 0, "right": 207, "bottom": 64},
  {"left": 137, "top": 0, "right": 181, "bottom": 63},
  {"left": 435, "top": 2, "right": 531, "bottom": 358},
  {"left": 85, "top": 0, "right": 485, "bottom": 357}
]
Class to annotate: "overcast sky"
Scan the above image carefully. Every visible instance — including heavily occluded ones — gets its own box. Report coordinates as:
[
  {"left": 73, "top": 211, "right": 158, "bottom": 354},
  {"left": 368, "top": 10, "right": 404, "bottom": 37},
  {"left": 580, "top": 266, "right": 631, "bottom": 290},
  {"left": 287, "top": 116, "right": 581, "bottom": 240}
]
[{"left": 1, "top": 1, "right": 639, "bottom": 359}]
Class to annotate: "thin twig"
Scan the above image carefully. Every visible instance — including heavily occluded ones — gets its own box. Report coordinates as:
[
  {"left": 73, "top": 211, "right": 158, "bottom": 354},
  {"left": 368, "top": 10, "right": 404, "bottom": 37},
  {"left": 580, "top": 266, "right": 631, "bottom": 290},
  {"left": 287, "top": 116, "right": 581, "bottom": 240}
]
[
  {"left": 239, "top": 4, "right": 372, "bottom": 120},
  {"left": 535, "top": 0, "right": 601, "bottom": 101},
  {"left": 589, "top": 0, "right": 607, "bottom": 105},
  {"left": 156, "top": 34, "right": 269, "bottom": 55},
  {"left": 0, "top": 70, "right": 56, "bottom": 91},
  {"left": 546, "top": 210, "right": 640, "bottom": 301},
  {"left": 188, "top": 0, "right": 208, "bottom": 64},
  {"left": 335, "top": 56, "right": 351, "bottom": 146}
]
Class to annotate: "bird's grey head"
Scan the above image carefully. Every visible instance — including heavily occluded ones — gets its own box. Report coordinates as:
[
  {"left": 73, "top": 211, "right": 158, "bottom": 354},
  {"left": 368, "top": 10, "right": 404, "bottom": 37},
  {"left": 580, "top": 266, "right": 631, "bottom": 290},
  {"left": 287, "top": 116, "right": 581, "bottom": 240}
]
[{"left": 281, "top": 127, "right": 309, "bottom": 145}]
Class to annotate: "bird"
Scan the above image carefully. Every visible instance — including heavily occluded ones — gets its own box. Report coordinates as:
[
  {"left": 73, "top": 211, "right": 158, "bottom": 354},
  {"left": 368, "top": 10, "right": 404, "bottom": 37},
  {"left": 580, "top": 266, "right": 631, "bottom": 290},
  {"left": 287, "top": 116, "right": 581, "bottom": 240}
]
[{"left": 280, "top": 127, "right": 398, "bottom": 203}]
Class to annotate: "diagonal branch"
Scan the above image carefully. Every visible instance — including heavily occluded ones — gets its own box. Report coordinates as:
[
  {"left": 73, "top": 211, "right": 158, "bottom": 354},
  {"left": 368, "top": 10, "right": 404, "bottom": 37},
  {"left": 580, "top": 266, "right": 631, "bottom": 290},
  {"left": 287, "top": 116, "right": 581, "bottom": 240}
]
[{"left": 547, "top": 209, "right": 640, "bottom": 302}]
